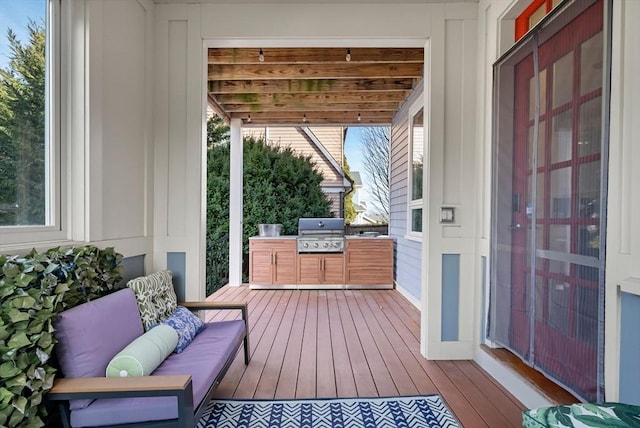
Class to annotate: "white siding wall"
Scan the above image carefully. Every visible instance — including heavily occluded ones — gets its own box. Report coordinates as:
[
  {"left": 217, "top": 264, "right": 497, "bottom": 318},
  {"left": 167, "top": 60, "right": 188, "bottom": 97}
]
[{"left": 390, "top": 105, "right": 422, "bottom": 303}]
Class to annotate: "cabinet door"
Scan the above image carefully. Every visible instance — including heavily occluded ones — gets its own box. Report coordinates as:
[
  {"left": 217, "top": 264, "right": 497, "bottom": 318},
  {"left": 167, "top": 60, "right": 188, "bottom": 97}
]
[
  {"left": 346, "top": 239, "right": 393, "bottom": 284},
  {"left": 297, "top": 255, "right": 322, "bottom": 284},
  {"left": 273, "top": 248, "right": 296, "bottom": 284},
  {"left": 250, "top": 249, "right": 273, "bottom": 284},
  {"left": 322, "top": 254, "right": 345, "bottom": 284}
]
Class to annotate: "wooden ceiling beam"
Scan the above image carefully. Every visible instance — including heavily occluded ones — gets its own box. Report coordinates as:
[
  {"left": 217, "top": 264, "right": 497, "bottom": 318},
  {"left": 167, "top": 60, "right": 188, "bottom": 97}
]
[
  {"left": 221, "top": 101, "right": 400, "bottom": 113},
  {"left": 208, "top": 48, "right": 424, "bottom": 64},
  {"left": 206, "top": 95, "right": 230, "bottom": 123},
  {"left": 208, "top": 63, "right": 423, "bottom": 80},
  {"left": 208, "top": 78, "right": 417, "bottom": 94},
  {"left": 242, "top": 117, "right": 393, "bottom": 125},
  {"left": 231, "top": 111, "right": 393, "bottom": 121},
  {"left": 214, "top": 91, "right": 409, "bottom": 105}
]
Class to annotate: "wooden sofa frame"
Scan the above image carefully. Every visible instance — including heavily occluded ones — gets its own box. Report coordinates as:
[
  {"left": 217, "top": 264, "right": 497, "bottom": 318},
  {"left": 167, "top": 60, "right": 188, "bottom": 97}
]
[{"left": 48, "top": 301, "right": 250, "bottom": 428}]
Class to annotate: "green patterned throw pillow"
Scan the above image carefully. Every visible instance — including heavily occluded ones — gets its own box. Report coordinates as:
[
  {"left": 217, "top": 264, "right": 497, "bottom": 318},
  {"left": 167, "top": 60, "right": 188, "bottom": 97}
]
[
  {"left": 127, "top": 270, "right": 178, "bottom": 330},
  {"left": 523, "top": 402, "right": 640, "bottom": 427}
]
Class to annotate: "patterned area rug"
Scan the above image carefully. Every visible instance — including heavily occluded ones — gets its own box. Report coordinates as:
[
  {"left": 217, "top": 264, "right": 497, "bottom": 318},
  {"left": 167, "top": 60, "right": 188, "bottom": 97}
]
[{"left": 198, "top": 395, "right": 460, "bottom": 428}]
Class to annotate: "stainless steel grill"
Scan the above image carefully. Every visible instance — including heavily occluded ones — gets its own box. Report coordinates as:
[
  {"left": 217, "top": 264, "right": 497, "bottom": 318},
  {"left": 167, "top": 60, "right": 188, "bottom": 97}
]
[{"left": 297, "top": 218, "right": 345, "bottom": 253}]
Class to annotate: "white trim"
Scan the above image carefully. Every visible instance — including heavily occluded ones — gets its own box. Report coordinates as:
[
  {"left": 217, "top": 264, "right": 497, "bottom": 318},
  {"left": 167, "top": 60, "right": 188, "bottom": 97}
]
[
  {"left": 229, "top": 118, "right": 243, "bottom": 286},
  {"left": 407, "top": 96, "right": 424, "bottom": 238},
  {"left": 298, "top": 127, "right": 344, "bottom": 178},
  {"left": 475, "top": 348, "right": 554, "bottom": 410},
  {"left": 204, "top": 38, "right": 426, "bottom": 49},
  {"left": 394, "top": 281, "right": 421, "bottom": 309},
  {"left": 619, "top": 277, "right": 640, "bottom": 296},
  {"left": 322, "top": 186, "right": 349, "bottom": 193}
]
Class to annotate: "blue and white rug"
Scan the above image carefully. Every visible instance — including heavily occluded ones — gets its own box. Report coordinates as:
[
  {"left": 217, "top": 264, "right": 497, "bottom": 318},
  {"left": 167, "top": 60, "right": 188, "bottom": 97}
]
[{"left": 198, "top": 395, "right": 460, "bottom": 428}]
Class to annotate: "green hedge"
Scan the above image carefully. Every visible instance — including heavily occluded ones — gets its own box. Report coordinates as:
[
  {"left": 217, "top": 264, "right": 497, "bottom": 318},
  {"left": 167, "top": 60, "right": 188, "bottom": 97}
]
[{"left": 0, "top": 245, "right": 123, "bottom": 427}]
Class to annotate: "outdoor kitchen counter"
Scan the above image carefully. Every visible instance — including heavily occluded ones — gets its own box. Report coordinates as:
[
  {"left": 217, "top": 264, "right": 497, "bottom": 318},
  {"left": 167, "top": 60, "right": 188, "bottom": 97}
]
[
  {"left": 249, "top": 236, "right": 394, "bottom": 290},
  {"left": 249, "top": 235, "right": 297, "bottom": 239},
  {"left": 345, "top": 235, "right": 393, "bottom": 239}
]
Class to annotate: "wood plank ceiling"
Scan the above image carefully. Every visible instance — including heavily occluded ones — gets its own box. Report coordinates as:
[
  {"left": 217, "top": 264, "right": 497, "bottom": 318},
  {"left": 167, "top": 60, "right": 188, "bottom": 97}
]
[{"left": 207, "top": 48, "right": 424, "bottom": 126}]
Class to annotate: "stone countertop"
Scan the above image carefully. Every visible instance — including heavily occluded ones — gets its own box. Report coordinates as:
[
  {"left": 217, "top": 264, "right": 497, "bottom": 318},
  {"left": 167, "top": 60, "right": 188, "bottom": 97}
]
[
  {"left": 250, "top": 235, "right": 393, "bottom": 240},
  {"left": 250, "top": 235, "right": 297, "bottom": 240},
  {"left": 345, "top": 235, "right": 393, "bottom": 239}
]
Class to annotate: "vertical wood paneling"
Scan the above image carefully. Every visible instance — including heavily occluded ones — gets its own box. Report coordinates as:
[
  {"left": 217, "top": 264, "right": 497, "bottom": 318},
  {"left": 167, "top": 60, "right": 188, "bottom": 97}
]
[
  {"left": 167, "top": 20, "right": 188, "bottom": 236},
  {"left": 97, "top": 0, "right": 147, "bottom": 240},
  {"left": 444, "top": 20, "right": 464, "bottom": 206}
]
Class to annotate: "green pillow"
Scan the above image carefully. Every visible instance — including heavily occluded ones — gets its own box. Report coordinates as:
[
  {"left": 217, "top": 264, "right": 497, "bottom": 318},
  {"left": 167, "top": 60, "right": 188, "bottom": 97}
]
[{"left": 106, "top": 325, "right": 178, "bottom": 377}]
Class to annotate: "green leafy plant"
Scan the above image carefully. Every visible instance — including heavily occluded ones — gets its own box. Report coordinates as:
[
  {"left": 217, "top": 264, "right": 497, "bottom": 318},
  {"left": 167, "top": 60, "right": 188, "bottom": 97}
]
[
  {"left": 0, "top": 245, "right": 123, "bottom": 427},
  {"left": 206, "top": 134, "right": 332, "bottom": 294}
]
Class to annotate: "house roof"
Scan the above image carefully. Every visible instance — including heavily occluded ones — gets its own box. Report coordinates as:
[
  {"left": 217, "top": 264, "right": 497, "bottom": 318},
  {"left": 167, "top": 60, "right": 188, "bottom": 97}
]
[{"left": 207, "top": 47, "right": 424, "bottom": 126}]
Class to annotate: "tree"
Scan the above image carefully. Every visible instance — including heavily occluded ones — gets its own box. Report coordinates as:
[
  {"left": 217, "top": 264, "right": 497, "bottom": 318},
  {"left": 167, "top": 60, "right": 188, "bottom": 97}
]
[
  {"left": 0, "top": 22, "right": 46, "bottom": 226},
  {"left": 343, "top": 155, "right": 356, "bottom": 224},
  {"left": 360, "top": 127, "right": 390, "bottom": 221},
  {"left": 206, "top": 129, "right": 332, "bottom": 294}
]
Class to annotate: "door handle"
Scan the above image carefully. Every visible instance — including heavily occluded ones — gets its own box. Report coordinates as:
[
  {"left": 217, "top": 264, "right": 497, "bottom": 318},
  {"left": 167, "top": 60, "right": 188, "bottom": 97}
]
[{"left": 510, "top": 223, "right": 521, "bottom": 230}]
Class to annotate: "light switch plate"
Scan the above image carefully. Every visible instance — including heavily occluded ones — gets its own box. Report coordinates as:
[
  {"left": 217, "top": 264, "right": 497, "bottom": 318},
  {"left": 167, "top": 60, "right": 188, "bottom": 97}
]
[{"left": 440, "top": 206, "right": 455, "bottom": 223}]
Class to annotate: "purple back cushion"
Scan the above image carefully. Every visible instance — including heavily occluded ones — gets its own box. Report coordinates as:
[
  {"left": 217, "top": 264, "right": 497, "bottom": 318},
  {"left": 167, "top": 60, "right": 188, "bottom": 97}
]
[{"left": 54, "top": 288, "right": 144, "bottom": 410}]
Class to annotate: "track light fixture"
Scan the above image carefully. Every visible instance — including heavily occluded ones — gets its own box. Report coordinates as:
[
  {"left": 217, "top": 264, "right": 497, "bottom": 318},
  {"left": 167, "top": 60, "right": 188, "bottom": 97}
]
[
  {"left": 259, "top": 48, "right": 264, "bottom": 62},
  {"left": 247, "top": 114, "right": 252, "bottom": 123},
  {"left": 357, "top": 113, "right": 361, "bottom": 122},
  {"left": 303, "top": 114, "right": 307, "bottom": 123},
  {"left": 346, "top": 48, "right": 351, "bottom": 62}
]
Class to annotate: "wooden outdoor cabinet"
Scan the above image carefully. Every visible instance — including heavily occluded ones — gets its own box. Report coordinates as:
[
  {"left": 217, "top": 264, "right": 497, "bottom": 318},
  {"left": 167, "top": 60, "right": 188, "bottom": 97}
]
[
  {"left": 297, "top": 253, "right": 345, "bottom": 285},
  {"left": 249, "top": 239, "right": 297, "bottom": 286},
  {"left": 345, "top": 238, "right": 394, "bottom": 286}
]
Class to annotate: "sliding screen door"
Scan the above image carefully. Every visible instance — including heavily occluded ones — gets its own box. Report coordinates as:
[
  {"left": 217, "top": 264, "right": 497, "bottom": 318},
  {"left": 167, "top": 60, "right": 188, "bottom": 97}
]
[{"left": 489, "top": 0, "right": 608, "bottom": 401}]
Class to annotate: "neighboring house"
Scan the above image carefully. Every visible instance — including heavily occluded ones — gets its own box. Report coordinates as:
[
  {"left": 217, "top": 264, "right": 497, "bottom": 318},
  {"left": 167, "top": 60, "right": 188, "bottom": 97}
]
[
  {"left": 1, "top": 0, "right": 638, "bottom": 413},
  {"left": 348, "top": 171, "right": 371, "bottom": 225},
  {"left": 243, "top": 127, "right": 349, "bottom": 217}
]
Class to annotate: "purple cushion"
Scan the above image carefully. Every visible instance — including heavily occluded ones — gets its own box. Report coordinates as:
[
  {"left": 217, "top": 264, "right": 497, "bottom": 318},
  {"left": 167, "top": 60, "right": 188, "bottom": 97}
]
[
  {"left": 54, "top": 289, "right": 144, "bottom": 410},
  {"left": 69, "top": 320, "right": 246, "bottom": 427},
  {"left": 159, "top": 306, "right": 205, "bottom": 353}
]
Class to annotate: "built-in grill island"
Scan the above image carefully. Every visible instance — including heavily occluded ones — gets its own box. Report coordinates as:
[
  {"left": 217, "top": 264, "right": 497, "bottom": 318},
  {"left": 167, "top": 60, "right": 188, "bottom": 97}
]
[
  {"left": 249, "top": 217, "right": 393, "bottom": 289},
  {"left": 297, "top": 218, "right": 345, "bottom": 253}
]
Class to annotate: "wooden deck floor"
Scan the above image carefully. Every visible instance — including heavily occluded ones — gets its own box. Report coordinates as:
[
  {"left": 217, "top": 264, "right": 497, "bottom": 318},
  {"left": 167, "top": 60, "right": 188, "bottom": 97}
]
[{"left": 205, "top": 286, "right": 526, "bottom": 427}]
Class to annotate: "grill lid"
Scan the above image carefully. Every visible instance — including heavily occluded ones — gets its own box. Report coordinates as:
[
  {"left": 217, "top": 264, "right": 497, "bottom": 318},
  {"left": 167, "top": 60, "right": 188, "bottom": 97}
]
[{"left": 298, "top": 218, "right": 344, "bottom": 236}]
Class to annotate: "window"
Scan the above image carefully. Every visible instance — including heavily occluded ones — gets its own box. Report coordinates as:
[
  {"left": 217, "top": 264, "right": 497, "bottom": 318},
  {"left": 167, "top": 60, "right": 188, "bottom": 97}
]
[
  {"left": 0, "top": 0, "right": 64, "bottom": 244},
  {"left": 408, "top": 105, "right": 424, "bottom": 236}
]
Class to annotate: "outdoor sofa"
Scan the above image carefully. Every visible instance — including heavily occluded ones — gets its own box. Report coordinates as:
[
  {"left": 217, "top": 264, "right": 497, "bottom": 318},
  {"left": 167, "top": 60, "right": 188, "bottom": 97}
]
[{"left": 47, "top": 272, "right": 249, "bottom": 427}]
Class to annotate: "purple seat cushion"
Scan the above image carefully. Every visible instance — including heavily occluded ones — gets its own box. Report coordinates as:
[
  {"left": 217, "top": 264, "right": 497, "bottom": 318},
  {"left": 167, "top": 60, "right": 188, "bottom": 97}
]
[
  {"left": 54, "top": 288, "right": 144, "bottom": 410},
  {"left": 69, "top": 320, "right": 246, "bottom": 427}
]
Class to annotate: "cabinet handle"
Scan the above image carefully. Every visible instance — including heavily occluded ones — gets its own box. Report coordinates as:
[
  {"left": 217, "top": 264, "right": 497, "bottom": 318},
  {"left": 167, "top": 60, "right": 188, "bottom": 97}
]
[
  {"left": 271, "top": 253, "right": 274, "bottom": 265},
  {"left": 274, "top": 253, "right": 277, "bottom": 265}
]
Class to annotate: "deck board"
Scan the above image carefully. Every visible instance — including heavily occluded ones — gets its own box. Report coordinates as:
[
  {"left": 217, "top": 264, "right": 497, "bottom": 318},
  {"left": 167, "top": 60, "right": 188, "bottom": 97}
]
[{"left": 208, "top": 286, "right": 527, "bottom": 426}]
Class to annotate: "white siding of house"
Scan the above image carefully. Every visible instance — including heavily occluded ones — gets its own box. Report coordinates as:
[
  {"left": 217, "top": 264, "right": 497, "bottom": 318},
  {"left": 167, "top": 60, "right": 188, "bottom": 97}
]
[
  {"left": 243, "top": 127, "right": 344, "bottom": 187},
  {"left": 390, "top": 98, "right": 422, "bottom": 304}
]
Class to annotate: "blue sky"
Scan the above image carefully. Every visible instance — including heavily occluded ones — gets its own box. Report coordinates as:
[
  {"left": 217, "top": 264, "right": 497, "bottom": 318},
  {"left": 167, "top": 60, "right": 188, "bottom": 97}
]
[
  {"left": 344, "top": 127, "right": 370, "bottom": 209},
  {"left": 344, "top": 127, "right": 365, "bottom": 173},
  {"left": 0, "top": 0, "right": 45, "bottom": 68}
]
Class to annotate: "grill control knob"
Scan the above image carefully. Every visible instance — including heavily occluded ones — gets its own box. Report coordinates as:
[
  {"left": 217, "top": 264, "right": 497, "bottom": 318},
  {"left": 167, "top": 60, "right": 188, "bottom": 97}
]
[
  {"left": 323, "top": 242, "right": 329, "bottom": 248},
  {"left": 313, "top": 242, "right": 319, "bottom": 248},
  {"left": 303, "top": 243, "right": 309, "bottom": 248}
]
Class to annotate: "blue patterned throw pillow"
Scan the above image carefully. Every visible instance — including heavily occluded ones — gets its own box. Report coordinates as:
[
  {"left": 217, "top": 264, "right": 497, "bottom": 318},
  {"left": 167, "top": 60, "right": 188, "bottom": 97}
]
[{"left": 160, "top": 306, "right": 205, "bottom": 353}]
